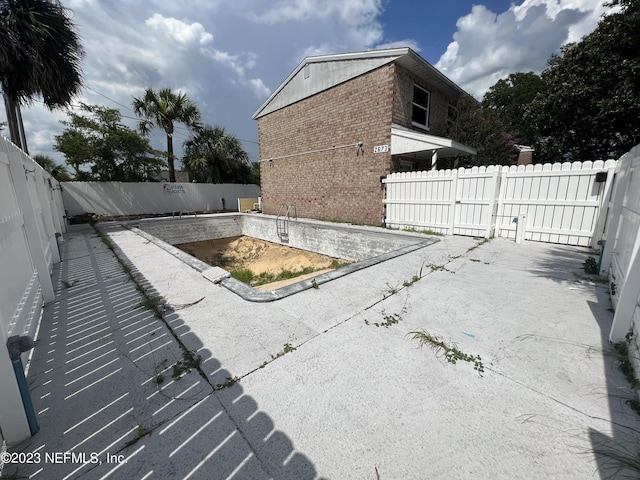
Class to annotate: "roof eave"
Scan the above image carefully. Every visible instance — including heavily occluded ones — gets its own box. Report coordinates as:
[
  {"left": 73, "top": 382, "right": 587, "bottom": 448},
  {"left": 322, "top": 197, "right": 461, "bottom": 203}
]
[{"left": 252, "top": 48, "right": 411, "bottom": 120}]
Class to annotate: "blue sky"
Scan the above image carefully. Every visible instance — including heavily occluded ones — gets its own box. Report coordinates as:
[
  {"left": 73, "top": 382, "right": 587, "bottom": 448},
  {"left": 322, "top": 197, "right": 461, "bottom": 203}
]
[{"left": 1, "top": 0, "right": 615, "bottom": 168}]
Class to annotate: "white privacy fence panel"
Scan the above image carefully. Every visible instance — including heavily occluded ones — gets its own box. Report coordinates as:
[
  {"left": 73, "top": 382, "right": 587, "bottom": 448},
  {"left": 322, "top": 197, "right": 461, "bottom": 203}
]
[
  {"left": 384, "top": 169, "right": 456, "bottom": 235},
  {"left": 0, "top": 135, "right": 64, "bottom": 444},
  {"left": 454, "top": 166, "right": 501, "bottom": 238},
  {"left": 495, "top": 160, "right": 616, "bottom": 246},
  {"left": 384, "top": 160, "right": 616, "bottom": 247},
  {"left": 604, "top": 144, "right": 640, "bottom": 351},
  {"left": 62, "top": 182, "right": 261, "bottom": 216}
]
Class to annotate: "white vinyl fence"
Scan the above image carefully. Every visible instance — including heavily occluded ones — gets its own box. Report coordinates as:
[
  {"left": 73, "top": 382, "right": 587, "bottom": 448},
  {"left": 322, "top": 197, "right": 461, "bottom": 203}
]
[
  {"left": 62, "top": 182, "right": 261, "bottom": 217},
  {"left": 383, "top": 160, "right": 617, "bottom": 247},
  {"left": 603, "top": 145, "right": 640, "bottom": 346},
  {"left": 0, "top": 136, "right": 64, "bottom": 444}
]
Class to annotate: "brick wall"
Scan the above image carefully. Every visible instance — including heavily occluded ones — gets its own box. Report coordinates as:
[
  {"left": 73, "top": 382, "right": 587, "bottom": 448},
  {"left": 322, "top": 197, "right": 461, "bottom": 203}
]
[
  {"left": 392, "top": 64, "right": 454, "bottom": 137},
  {"left": 258, "top": 64, "right": 395, "bottom": 225}
]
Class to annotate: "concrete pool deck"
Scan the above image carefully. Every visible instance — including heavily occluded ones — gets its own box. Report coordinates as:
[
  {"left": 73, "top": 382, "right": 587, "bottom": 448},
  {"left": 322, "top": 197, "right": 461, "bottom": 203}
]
[{"left": 3, "top": 221, "right": 639, "bottom": 479}]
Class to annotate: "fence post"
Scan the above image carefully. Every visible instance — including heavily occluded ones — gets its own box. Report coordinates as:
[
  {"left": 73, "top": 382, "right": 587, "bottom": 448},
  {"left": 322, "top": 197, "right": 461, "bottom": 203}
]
[
  {"left": 591, "top": 161, "right": 617, "bottom": 250},
  {"left": 494, "top": 168, "right": 507, "bottom": 238},
  {"left": 484, "top": 167, "right": 500, "bottom": 238},
  {"left": 7, "top": 150, "right": 55, "bottom": 302},
  {"left": 0, "top": 310, "right": 32, "bottom": 445},
  {"left": 449, "top": 169, "right": 459, "bottom": 235},
  {"left": 34, "top": 168, "right": 61, "bottom": 264}
]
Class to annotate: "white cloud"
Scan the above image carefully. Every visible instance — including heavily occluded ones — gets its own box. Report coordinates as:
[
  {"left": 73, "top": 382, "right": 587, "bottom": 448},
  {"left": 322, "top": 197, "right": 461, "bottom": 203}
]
[
  {"left": 375, "top": 39, "right": 422, "bottom": 52},
  {"left": 250, "top": 0, "right": 382, "bottom": 26},
  {"left": 145, "top": 14, "right": 214, "bottom": 47},
  {"left": 1, "top": 0, "right": 610, "bottom": 166},
  {"left": 248, "top": 0, "right": 385, "bottom": 57},
  {"left": 248, "top": 79, "right": 271, "bottom": 99},
  {"left": 436, "top": 0, "right": 615, "bottom": 98}
]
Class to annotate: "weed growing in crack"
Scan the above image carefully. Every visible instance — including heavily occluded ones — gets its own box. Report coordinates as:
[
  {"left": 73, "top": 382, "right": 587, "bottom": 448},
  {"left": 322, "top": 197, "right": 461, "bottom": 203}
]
[
  {"left": 138, "top": 294, "right": 165, "bottom": 312},
  {"left": 271, "top": 343, "right": 297, "bottom": 359},
  {"left": 311, "top": 278, "right": 319, "bottom": 289},
  {"left": 409, "top": 330, "right": 484, "bottom": 374},
  {"left": 172, "top": 349, "right": 203, "bottom": 380},
  {"left": 427, "top": 263, "right": 454, "bottom": 273},
  {"left": 124, "top": 424, "right": 151, "bottom": 448},
  {"left": 215, "top": 376, "right": 240, "bottom": 389},
  {"left": 382, "top": 282, "right": 400, "bottom": 299},
  {"left": 364, "top": 307, "right": 405, "bottom": 328},
  {"left": 466, "top": 236, "right": 493, "bottom": 253},
  {"left": 403, "top": 275, "right": 420, "bottom": 287},
  {"left": 96, "top": 230, "right": 115, "bottom": 250}
]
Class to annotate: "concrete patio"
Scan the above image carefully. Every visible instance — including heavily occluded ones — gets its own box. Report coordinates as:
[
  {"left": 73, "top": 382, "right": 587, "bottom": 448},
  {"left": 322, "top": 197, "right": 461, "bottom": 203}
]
[{"left": 2, "top": 221, "right": 639, "bottom": 479}]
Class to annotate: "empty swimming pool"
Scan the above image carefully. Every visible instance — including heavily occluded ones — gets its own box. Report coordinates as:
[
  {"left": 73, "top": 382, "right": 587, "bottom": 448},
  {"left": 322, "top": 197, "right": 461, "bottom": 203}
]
[{"left": 125, "top": 214, "right": 439, "bottom": 302}]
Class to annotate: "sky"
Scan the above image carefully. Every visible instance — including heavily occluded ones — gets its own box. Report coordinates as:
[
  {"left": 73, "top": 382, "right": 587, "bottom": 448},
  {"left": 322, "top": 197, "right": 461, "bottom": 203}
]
[{"left": 0, "top": 0, "right": 616, "bottom": 169}]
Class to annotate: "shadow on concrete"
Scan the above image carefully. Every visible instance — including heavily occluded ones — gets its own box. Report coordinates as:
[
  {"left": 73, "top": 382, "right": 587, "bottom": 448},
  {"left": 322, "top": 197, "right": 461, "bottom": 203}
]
[
  {"left": 586, "top": 289, "right": 640, "bottom": 479},
  {"left": 3, "top": 225, "right": 318, "bottom": 480},
  {"left": 530, "top": 242, "right": 640, "bottom": 479},
  {"left": 526, "top": 244, "right": 601, "bottom": 284}
]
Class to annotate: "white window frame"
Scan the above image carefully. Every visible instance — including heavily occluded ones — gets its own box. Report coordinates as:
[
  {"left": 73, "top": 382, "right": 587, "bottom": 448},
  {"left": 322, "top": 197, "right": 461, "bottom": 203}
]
[{"left": 411, "top": 84, "right": 430, "bottom": 131}]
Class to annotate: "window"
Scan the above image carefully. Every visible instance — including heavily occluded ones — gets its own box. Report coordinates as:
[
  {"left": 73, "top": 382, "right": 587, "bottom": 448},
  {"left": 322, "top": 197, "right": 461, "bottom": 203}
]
[
  {"left": 412, "top": 85, "right": 430, "bottom": 130},
  {"left": 447, "top": 103, "right": 458, "bottom": 125}
]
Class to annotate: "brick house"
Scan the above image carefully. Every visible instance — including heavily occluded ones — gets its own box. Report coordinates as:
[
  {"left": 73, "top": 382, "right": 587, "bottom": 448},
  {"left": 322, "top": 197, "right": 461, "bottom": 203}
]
[{"left": 253, "top": 47, "right": 476, "bottom": 226}]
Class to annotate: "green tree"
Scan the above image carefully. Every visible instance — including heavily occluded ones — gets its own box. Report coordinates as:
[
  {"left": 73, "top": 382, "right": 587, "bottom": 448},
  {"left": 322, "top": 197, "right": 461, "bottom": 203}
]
[
  {"left": 183, "top": 125, "right": 254, "bottom": 184},
  {"left": 0, "top": 0, "right": 84, "bottom": 153},
  {"left": 33, "top": 153, "right": 72, "bottom": 181},
  {"left": 132, "top": 88, "right": 201, "bottom": 182},
  {"left": 446, "top": 95, "right": 518, "bottom": 167},
  {"left": 54, "top": 104, "right": 165, "bottom": 181},
  {"left": 482, "top": 72, "right": 545, "bottom": 147},
  {"left": 527, "top": 0, "right": 640, "bottom": 162},
  {"left": 248, "top": 161, "right": 260, "bottom": 185}
]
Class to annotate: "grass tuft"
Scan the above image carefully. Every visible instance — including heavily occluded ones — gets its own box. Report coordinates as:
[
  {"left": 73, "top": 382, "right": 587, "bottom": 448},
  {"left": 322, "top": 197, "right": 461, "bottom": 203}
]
[{"left": 409, "top": 329, "right": 484, "bottom": 373}]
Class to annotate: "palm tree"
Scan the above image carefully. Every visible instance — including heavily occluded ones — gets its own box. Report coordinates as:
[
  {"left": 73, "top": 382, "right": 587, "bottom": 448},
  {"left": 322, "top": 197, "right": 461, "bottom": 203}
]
[
  {"left": 132, "top": 87, "right": 201, "bottom": 182},
  {"left": 0, "top": 0, "right": 84, "bottom": 153},
  {"left": 33, "top": 153, "right": 71, "bottom": 181},
  {"left": 183, "top": 125, "right": 250, "bottom": 183}
]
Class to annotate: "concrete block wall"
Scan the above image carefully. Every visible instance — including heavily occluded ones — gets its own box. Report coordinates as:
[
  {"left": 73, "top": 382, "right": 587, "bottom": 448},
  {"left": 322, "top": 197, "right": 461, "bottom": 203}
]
[
  {"left": 242, "top": 215, "right": 428, "bottom": 261},
  {"left": 134, "top": 214, "right": 430, "bottom": 262},
  {"left": 258, "top": 65, "right": 395, "bottom": 226},
  {"left": 134, "top": 215, "right": 243, "bottom": 245}
]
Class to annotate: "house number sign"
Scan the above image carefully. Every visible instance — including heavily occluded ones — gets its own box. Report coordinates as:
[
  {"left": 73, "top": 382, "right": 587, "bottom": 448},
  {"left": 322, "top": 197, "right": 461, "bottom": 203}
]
[{"left": 373, "top": 145, "right": 389, "bottom": 153}]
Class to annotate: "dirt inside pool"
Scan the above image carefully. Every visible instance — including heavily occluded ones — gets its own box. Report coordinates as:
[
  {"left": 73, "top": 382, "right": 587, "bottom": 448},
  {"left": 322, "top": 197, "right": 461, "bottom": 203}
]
[{"left": 174, "top": 236, "right": 350, "bottom": 290}]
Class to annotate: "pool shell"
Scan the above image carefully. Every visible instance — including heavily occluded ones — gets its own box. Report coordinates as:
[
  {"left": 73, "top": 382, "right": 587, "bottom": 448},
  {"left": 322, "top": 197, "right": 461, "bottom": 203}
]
[{"left": 124, "top": 213, "right": 439, "bottom": 302}]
